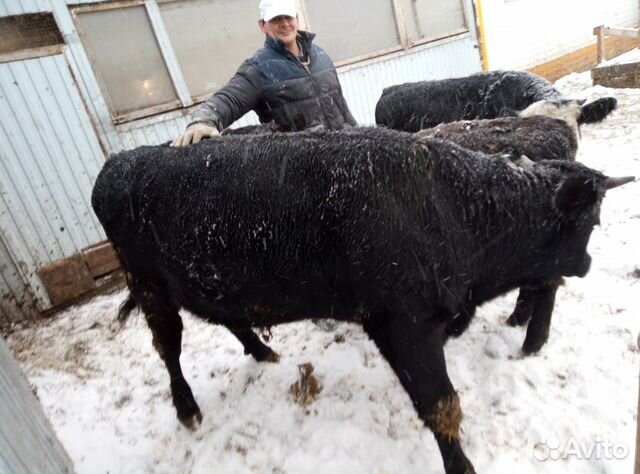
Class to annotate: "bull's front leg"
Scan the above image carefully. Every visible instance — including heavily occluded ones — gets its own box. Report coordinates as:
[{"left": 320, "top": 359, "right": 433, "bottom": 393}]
[
  {"left": 134, "top": 287, "right": 202, "bottom": 429},
  {"left": 521, "top": 279, "right": 560, "bottom": 355},
  {"left": 445, "top": 302, "right": 476, "bottom": 339},
  {"left": 364, "top": 312, "right": 475, "bottom": 474},
  {"left": 506, "top": 287, "right": 534, "bottom": 327}
]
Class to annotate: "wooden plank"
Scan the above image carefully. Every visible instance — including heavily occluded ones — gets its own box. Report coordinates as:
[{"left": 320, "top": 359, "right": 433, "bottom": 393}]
[
  {"left": 145, "top": 0, "right": 193, "bottom": 108},
  {"left": 592, "top": 62, "right": 640, "bottom": 88},
  {"left": 603, "top": 27, "right": 640, "bottom": 39},
  {"left": 0, "top": 44, "right": 63, "bottom": 64},
  {"left": 594, "top": 25, "right": 605, "bottom": 63},
  {"left": 391, "top": 0, "right": 410, "bottom": 48},
  {"left": 82, "top": 241, "right": 120, "bottom": 278},
  {"left": 37, "top": 254, "right": 95, "bottom": 307},
  {"left": 71, "top": 0, "right": 144, "bottom": 14},
  {"left": 112, "top": 99, "right": 182, "bottom": 125},
  {"left": 636, "top": 354, "right": 640, "bottom": 474}
]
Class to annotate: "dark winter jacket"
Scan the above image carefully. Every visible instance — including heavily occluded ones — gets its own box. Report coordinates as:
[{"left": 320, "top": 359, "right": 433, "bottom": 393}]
[{"left": 190, "top": 31, "right": 357, "bottom": 131}]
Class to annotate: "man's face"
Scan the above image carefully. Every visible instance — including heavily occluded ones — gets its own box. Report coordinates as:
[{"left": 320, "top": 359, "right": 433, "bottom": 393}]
[{"left": 259, "top": 15, "right": 299, "bottom": 46}]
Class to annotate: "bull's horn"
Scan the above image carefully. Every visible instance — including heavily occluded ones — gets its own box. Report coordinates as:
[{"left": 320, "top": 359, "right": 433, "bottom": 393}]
[
  {"left": 605, "top": 176, "right": 635, "bottom": 190},
  {"left": 515, "top": 155, "right": 535, "bottom": 169}
]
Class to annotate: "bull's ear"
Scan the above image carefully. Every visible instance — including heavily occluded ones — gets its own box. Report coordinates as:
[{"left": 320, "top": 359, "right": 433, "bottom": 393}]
[{"left": 554, "top": 177, "right": 599, "bottom": 211}]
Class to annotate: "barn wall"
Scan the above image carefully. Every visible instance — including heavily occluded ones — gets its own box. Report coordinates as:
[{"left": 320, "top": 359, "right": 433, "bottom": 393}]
[{"left": 481, "top": 0, "right": 639, "bottom": 71}]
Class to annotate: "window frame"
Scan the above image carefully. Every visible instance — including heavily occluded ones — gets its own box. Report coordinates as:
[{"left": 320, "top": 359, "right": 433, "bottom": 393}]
[
  {"left": 70, "top": 0, "right": 471, "bottom": 124},
  {"left": 70, "top": 0, "right": 190, "bottom": 124}
]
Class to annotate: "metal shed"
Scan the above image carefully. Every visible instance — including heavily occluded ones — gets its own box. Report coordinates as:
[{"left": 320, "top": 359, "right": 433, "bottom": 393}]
[{"left": 0, "top": 0, "right": 483, "bottom": 328}]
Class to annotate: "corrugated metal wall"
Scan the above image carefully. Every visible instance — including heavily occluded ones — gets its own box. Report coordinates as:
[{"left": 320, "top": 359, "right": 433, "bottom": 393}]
[
  {"left": 0, "top": 235, "right": 38, "bottom": 325},
  {"left": 0, "top": 53, "right": 107, "bottom": 321},
  {"left": 0, "top": 336, "right": 75, "bottom": 473}
]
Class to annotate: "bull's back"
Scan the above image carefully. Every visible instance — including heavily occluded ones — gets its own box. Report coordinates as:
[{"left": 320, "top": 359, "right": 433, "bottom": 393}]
[
  {"left": 416, "top": 116, "right": 577, "bottom": 161},
  {"left": 375, "top": 71, "right": 562, "bottom": 132},
  {"left": 91, "top": 130, "right": 419, "bottom": 315}
]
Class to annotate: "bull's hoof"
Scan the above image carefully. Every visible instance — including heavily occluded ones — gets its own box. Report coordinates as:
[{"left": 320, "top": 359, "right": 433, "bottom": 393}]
[
  {"left": 179, "top": 410, "right": 203, "bottom": 431},
  {"left": 444, "top": 456, "right": 476, "bottom": 474},
  {"left": 250, "top": 346, "right": 280, "bottom": 363},
  {"left": 445, "top": 316, "right": 472, "bottom": 338},
  {"left": 506, "top": 311, "right": 529, "bottom": 327},
  {"left": 264, "top": 350, "right": 280, "bottom": 363},
  {"left": 522, "top": 336, "right": 547, "bottom": 355},
  {"left": 171, "top": 378, "right": 201, "bottom": 429}
]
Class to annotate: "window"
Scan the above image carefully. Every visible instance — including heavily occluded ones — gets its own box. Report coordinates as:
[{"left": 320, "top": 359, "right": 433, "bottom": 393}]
[
  {"left": 73, "top": 4, "right": 180, "bottom": 122},
  {"left": 159, "top": 0, "right": 264, "bottom": 101},
  {"left": 0, "top": 13, "right": 63, "bottom": 54},
  {"left": 305, "top": 0, "right": 401, "bottom": 62},
  {"left": 402, "top": 0, "right": 467, "bottom": 41}
]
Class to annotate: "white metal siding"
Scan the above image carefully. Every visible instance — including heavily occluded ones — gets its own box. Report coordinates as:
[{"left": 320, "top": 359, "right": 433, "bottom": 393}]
[
  {"left": 0, "top": 0, "right": 51, "bottom": 15},
  {"left": 0, "top": 336, "right": 75, "bottom": 474},
  {"left": 0, "top": 235, "right": 38, "bottom": 327},
  {"left": 0, "top": 54, "right": 106, "bottom": 312}
]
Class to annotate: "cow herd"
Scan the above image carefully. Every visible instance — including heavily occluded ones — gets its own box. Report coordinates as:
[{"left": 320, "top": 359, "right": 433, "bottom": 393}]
[{"left": 91, "top": 70, "right": 634, "bottom": 474}]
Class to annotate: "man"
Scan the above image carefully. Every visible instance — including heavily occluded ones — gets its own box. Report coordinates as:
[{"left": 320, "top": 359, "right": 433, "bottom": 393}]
[{"left": 171, "top": 0, "right": 357, "bottom": 147}]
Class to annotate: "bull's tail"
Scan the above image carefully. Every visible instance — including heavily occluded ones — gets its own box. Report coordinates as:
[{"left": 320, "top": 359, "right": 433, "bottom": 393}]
[
  {"left": 578, "top": 97, "right": 617, "bottom": 124},
  {"left": 118, "top": 293, "right": 138, "bottom": 323}
]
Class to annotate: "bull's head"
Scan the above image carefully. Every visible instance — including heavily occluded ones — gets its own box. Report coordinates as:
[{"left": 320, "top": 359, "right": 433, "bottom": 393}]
[
  {"left": 515, "top": 97, "right": 617, "bottom": 140},
  {"left": 550, "top": 167, "right": 634, "bottom": 278}
]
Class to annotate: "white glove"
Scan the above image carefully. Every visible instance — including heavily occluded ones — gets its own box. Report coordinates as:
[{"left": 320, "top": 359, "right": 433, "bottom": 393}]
[{"left": 170, "top": 123, "right": 220, "bottom": 147}]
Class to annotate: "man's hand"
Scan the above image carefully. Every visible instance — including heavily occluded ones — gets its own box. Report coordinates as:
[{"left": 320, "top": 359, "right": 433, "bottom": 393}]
[{"left": 170, "top": 123, "right": 220, "bottom": 147}]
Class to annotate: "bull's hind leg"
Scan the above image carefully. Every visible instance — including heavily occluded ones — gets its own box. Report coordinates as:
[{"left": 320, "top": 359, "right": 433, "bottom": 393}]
[
  {"left": 226, "top": 326, "right": 280, "bottom": 362},
  {"left": 364, "top": 312, "right": 475, "bottom": 474},
  {"left": 131, "top": 284, "right": 202, "bottom": 429}
]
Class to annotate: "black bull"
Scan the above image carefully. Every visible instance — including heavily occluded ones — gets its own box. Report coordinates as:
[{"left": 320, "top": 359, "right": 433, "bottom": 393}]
[
  {"left": 92, "top": 128, "right": 631, "bottom": 474},
  {"left": 415, "top": 115, "right": 579, "bottom": 353},
  {"left": 374, "top": 70, "right": 617, "bottom": 133}
]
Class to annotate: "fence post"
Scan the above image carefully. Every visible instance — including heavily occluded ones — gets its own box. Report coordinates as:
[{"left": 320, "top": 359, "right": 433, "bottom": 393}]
[
  {"left": 635, "top": 333, "right": 640, "bottom": 474},
  {"left": 593, "top": 25, "right": 605, "bottom": 64}
]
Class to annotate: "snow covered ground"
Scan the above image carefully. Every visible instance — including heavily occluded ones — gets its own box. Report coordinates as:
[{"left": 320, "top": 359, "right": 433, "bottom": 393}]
[{"left": 7, "top": 52, "right": 640, "bottom": 474}]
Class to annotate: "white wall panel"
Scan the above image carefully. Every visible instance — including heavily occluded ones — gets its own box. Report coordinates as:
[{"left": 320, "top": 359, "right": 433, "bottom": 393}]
[
  {"left": 0, "top": 54, "right": 106, "bottom": 314},
  {"left": 0, "top": 235, "right": 38, "bottom": 328},
  {"left": 0, "top": 336, "right": 74, "bottom": 474}
]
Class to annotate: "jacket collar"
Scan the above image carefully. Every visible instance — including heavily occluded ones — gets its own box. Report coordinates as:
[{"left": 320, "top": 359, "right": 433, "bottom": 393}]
[{"left": 264, "top": 30, "right": 316, "bottom": 56}]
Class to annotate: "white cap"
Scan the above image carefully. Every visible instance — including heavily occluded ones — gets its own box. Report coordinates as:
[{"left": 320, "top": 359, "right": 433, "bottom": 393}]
[{"left": 259, "top": 0, "right": 297, "bottom": 22}]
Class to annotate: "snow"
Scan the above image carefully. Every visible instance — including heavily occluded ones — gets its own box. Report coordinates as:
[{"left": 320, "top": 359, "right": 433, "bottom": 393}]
[{"left": 7, "top": 52, "right": 640, "bottom": 474}]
